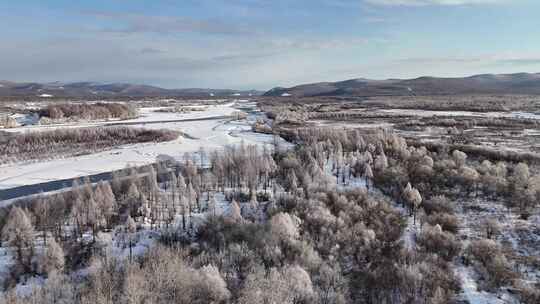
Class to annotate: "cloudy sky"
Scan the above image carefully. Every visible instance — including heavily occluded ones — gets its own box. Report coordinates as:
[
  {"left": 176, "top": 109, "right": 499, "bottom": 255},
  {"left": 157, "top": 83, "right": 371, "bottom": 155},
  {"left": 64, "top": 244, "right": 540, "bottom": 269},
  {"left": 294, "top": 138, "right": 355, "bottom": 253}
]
[{"left": 1, "top": 0, "right": 539, "bottom": 89}]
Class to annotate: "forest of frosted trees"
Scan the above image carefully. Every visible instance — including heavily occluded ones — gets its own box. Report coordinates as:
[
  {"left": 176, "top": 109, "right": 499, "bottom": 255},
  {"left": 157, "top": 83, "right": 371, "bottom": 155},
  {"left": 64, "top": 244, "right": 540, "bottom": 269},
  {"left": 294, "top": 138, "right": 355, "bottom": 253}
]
[
  {"left": 40, "top": 103, "right": 138, "bottom": 121},
  {"left": 0, "top": 129, "right": 538, "bottom": 303}
]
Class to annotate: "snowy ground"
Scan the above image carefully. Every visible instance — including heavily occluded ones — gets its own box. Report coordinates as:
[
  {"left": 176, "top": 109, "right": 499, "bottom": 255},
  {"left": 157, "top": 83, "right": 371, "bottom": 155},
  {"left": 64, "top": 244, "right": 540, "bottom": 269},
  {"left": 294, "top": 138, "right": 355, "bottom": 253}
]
[
  {"left": 457, "top": 198, "right": 540, "bottom": 292},
  {"left": 455, "top": 265, "right": 511, "bottom": 304},
  {"left": 0, "top": 247, "right": 14, "bottom": 288},
  {"left": 0, "top": 101, "right": 288, "bottom": 191}
]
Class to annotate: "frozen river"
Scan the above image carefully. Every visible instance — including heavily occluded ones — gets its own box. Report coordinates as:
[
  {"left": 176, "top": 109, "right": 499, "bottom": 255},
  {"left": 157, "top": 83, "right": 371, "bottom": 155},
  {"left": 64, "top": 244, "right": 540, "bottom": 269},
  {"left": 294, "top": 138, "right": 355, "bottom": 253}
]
[{"left": 0, "top": 101, "right": 288, "bottom": 198}]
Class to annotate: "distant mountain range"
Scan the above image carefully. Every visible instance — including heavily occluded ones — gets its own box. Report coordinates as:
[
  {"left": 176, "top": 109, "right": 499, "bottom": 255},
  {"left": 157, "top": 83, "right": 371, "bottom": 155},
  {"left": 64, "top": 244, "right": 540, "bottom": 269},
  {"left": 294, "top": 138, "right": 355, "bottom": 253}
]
[
  {"left": 264, "top": 73, "right": 540, "bottom": 97},
  {"left": 3, "top": 72, "right": 540, "bottom": 98},
  {"left": 0, "top": 81, "right": 263, "bottom": 98}
]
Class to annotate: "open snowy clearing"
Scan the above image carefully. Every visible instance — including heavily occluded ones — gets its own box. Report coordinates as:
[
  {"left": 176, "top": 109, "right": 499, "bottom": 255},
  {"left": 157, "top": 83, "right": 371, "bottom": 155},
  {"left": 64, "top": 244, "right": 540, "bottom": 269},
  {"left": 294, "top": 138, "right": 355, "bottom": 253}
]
[{"left": 0, "top": 102, "right": 286, "bottom": 191}]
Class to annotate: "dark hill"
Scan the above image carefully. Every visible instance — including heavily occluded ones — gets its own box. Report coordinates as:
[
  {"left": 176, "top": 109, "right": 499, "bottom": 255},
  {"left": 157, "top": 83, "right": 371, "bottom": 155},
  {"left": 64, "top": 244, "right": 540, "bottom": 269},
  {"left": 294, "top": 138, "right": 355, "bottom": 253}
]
[{"left": 263, "top": 73, "right": 540, "bottom": 97}]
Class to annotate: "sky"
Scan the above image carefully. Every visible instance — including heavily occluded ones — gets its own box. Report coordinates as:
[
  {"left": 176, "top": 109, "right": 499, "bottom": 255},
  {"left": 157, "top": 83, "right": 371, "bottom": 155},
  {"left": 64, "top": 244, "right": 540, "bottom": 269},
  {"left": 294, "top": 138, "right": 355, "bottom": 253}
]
[{"left": 1, "top": 0, "right": 539, "bottom": 90}]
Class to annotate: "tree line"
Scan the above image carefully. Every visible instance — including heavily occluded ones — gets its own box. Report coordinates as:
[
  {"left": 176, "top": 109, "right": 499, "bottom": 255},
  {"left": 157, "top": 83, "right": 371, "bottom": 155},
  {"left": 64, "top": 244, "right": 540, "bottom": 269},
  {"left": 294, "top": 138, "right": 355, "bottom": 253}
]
[
  {"left": 40, "top": 103, "right": 138, "bottom": 121},
  {"left": 0, "top": 127, "right": 179, "bottom": 164}
]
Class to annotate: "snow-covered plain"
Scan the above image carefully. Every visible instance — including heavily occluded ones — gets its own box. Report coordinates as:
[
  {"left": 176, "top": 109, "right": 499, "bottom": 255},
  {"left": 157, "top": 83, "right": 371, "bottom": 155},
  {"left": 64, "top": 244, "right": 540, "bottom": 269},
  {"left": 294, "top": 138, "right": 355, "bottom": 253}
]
[{"left": 0, "top": 102, "right": 286, "bottom": 191}]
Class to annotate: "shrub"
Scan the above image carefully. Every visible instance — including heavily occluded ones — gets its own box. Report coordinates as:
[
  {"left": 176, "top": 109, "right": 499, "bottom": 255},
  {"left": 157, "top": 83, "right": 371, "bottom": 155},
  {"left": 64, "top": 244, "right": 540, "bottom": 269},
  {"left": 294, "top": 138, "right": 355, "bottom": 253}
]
[
  {"left": 425, "top": 212, "right": 459, "bottom": 234},
  {"left": 417, "top": 224, "right": 461, "bottom": 261},
  {"left": 467, "top": 239, "right": 517, "bottom": 289},
  {"left": 423, "top": 195, "right": 454, "bottom": 215}
]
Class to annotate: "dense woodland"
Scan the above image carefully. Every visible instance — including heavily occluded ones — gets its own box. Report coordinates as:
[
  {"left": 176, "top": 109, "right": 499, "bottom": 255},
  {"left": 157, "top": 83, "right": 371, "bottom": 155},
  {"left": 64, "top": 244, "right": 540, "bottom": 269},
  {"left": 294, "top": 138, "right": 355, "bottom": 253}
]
[
  {"left": 363, "top": 95, "right": 540, "bottom": 112},
  {"left": 0, "top": 128, "right": 538, "bottom": 303},
  {"left": 0, "top": 127, "right": 179, "bottom": 164},
  {"left": 260, "top": 95, "right": 540, "bottom": 113}
]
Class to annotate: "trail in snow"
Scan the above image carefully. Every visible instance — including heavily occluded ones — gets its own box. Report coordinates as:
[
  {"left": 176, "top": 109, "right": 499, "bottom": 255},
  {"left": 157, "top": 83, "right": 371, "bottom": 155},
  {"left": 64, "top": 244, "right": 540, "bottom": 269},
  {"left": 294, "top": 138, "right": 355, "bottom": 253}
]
[
  {"left": 455, "top": 265, "right": 508, "bottom": 304},
  {"left": 401, "top": 209, "right": 417, "bottom": 251}
]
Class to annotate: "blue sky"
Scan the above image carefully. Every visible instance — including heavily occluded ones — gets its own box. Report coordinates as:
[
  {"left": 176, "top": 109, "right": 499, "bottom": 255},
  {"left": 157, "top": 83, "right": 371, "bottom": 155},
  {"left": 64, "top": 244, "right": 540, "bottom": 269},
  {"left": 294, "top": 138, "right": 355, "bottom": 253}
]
[{"left": 1, "top": 0, "right": 539, "bottom": 89}]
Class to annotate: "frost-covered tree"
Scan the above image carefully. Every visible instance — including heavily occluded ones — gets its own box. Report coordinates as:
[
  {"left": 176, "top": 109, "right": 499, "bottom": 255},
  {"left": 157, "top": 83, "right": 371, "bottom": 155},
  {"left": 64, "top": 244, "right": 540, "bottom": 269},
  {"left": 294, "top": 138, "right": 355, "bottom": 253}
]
[
  {"left": 410, "top": 188, "right": 422, "bottom": 224},
  {"left": 287, "top": 170, "right": 299, "bottom": 194},
  {"left": 196, "top": 264, "right": 231, "bottom": 303},
  {"left": 364, "top": 163, "right": 373, "bottom": 190},
  {"left": 478, "top": 160, "right": 493, "bottom": 175},
  {"left": 418, "top": 224, "right": 461, "bottom": 261},
  {"left": 86, "top": 197, "right": 100, "bottom": 242},
  {"left": 122, "top": 263, "right": 147, "bottom": 304},
  {"left": 525, "top": 175, "right": 540, "bottom": 215},
  {"left": 207, "top": 194, "right": 218, "bottom": 217},
  {"left": 467, "top": 239, "right": 515, "bottom": 288},
  {"left": 421, "top": 155, "right": 434, "bottom": 168},
  {"left": 402, "top": 182, "right": 413, "bottom": 207},
  {"left": 179, "top": 195, "right": 188, "bottom": 230},
  {"left": 177, "top": 173, "right": 187, "bottom": 194},
  {"left": 460, "top": 166, "right": 479, "bottom": 196},
  {"left": 512, "top": 162, "right": 530, "bottom": 188},
  {"left": 143, "top": 166, "right": 159, "bottom": 203},
  {"left": 124, "top": 182, "right": 141, "bottom": 217},
  {"left": 238, "top": 265, "right": 314, "bottom": 304},
  {"left": 314, "top": 262, "right": 347, "bottom": 304},
  {"left": 186, "top": 182, "right": 197, "bottom": 216},
  {"left": 97, "top": 182, "right": 116, "bottom": 228},
  {"left": 125, "top": 216, "right": 137, "bottom": 262},
  {"left": 33, "top": 196, "right": 51, "bottom": 246},
  {"left": 225, "top": 200, "right": 243, "bottom": 223},
  {"left": 403, "top": 183, "right": 422, "bottom": 224},
  {"left": 270, "top": 212, "right": 299, "bottom": 241},
  {"left": 333, "top": 149, "right": 344, "bottom": 183},
  {"left": 38, "top": 237, "right": 65, "bottom": 275},
  {"left": 262, "top": 150, "right": 277, "bottom": 192},
  {"left": 284, "top": 264, "right": 315, "bottom": 302},
  {"left": 452, "top": 150, "right": 467, "bottom": 167},
  {"left": 511, "top": 162, "right": 532, "bottom": 215},
  {"left": 373, "top": 152, "right": 388, "bottom": 172},
  {"left": 1, "top": 207, "right": 35, "bottom": 270},
  {"left": 21, "top": 271, "right": 76, "bottom": 304}
]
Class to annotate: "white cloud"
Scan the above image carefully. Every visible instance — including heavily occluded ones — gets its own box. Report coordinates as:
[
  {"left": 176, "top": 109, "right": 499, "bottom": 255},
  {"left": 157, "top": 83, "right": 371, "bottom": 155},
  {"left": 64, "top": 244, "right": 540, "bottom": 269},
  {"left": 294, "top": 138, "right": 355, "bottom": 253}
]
[
  {"left": 396, "top": 54, "right": 540, "bottom": 66},
  {"left": 88, "top": 11, "right": 256, "bottom": 36},
  {"left": 365, "top": 0, "right": 505, "bottom": 6}
]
